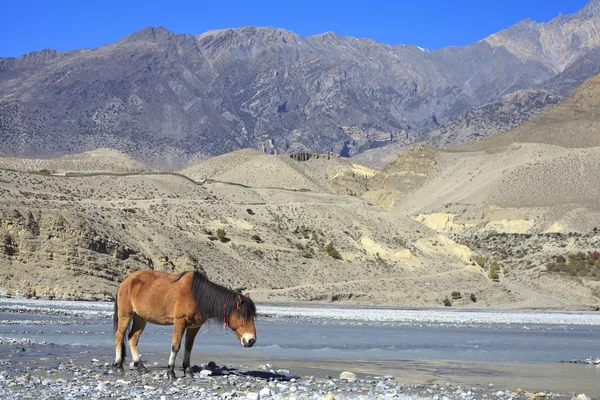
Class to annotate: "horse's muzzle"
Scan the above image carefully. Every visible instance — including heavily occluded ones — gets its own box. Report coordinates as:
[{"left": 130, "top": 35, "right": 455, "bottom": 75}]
[{"left": 242, "top": 336, "right": 256, "bottom": 348}]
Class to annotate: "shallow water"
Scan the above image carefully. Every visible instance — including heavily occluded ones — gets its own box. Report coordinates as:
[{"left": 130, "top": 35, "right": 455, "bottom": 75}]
[{"left": 1, "top": 299, "right": 599, "bottom": 396}]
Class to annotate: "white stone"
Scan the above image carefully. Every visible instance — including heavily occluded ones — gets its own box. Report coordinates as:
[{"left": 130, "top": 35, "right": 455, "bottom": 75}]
[{"left": 339, "top": 371, "right": 357, "bottom": 382}]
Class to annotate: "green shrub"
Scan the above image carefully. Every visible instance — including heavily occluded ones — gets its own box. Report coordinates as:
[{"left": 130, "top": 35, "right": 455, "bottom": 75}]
[
  {"left": 489, "top": 262, "right": 500, "bottom": 280},
  {"left": 216, "top": 228, "right": 228, "bottom": 242},
  {"left": 474, "top": 256, "right": 487, "bottom": 267},
  {"left": 470, "top": 293, "right": 477, "bottom": 302},
  {"left": 251, "top": 234, "right": 262, "bottom": 243},
  {"left": 246, "top": 208, "right": 255, "bottom": 215},
  {"left": 324, "top": 243, "right": 342, "bottom": 260},
  {"left": 443, "top": 298, "right": 452, "bottom": 307},
  {"left": 451, "top": 291, "right": 462, "bottom": 300}
]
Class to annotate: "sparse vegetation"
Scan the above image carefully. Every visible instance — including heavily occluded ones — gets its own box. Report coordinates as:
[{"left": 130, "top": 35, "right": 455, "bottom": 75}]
[
  {"left": 250, "top": 234, "right": 262, "bottom": 243},
  {"left": 470, "top": 293, "right": 477, "bottom": 302},
  {"left": 216, "top": 228, "right": 228, "bottom": 242},
  {"left": 375, "top": 252, "right": 387, "bottom": 266},
  {"left": 246, "top": 208, "right": 254, "bottom": 215},
  {"left": 489, "top": 261, "right": 501, "bottom": 280},
  {"left": 474, "top": 256, "right": 487, "bottom": 267},
  {"left": 443, "top": 298, "right": 452, "bottom": 307},
  {"left": 323, "top": 243, "right": 342, "bottom": 260},
  {"left": 451, "top": 291, "right": 462, "bottom": 300},
  {"left": 547, "top": 251, "right": 600, "bottom": 277}
]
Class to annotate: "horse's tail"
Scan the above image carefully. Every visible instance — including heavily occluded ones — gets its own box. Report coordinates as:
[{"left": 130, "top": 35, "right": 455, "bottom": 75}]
[{"left": 113, "top": 289, "right": 127, "bottom": 360}]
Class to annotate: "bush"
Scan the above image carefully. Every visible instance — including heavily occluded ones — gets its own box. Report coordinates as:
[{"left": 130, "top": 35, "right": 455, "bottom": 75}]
[
  {"left": 443, "top": 298, "right": 452, "bottom": 307},
  {"left": 251, "top": 234, "right": 262, "bottom": 243},
  {"left": 489, "top": 262, "right": 500, "bottom": 280},
  {"left": 474, "top": 256, "right": 487, "bottom": 267},
  {"left": 216, "top": 228, "right": 228, "bottom": 242},
  {"left": 451, "top": 291, "right": 462, "bottom": 300},
  {"left": 324, "top": 243, "right": 342, "bottom": 260},
  {"left": 470, "top": 293, "right": 477, "bottom": 302},
  {"left": 546, "top": 251, "right": 600, "bottom": 277},
  {"left": 246, "top": 208, "right": 255, "bottom": 215}
]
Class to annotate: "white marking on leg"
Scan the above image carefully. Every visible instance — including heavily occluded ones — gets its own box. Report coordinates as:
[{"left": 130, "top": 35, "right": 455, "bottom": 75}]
[
  {"left": 115, "top": 344, "right": 122, "bottom": 364},
  {"left": 168, "top": 349, "right": 177, "bottom": 367},
  {"left": 131, "top": 347, "right": 140, "bottom": 363}
]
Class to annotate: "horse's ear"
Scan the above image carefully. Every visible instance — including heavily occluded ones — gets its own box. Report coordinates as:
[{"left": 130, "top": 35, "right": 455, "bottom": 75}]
[
  {"left": 236, "top": 294, "right": 243, "bottom": 308},
  {"left": 244, "top": 292, "right": 251, "bottom": 298}
]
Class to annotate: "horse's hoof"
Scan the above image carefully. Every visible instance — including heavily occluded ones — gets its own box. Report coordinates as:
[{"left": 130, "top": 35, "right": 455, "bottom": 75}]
[
  {"left": 136, "top": 363, "right": 149, "bottom": 374},
  {"left": 112, "top": 362, "right": 124, "bottom": 371},
  {"left": 167, "top": 370, "right": 176, "bottom": 380},
  {"left": 184, "top": 367, "right": 194, "bottom": 378}
]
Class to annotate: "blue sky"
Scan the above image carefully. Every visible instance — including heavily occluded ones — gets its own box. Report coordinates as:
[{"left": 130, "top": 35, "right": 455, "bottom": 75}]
[{"left": 0, "top": 0, "right": 590, "bottom": 57}]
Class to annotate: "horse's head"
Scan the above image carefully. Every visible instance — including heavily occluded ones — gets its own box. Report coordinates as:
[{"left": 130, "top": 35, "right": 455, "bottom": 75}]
[{"left": 228, "top": 293, "right": 257, "bottom": 347}]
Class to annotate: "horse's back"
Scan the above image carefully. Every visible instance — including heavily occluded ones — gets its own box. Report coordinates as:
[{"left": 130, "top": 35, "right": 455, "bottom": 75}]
[{"left": 118, "top": 270, "right": 194, "bottom": 325}]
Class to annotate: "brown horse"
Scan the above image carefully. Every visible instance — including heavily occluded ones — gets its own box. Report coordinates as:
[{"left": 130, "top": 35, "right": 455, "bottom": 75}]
[{"left": 113, "top": 270, "right": 257, "bottom": 379}]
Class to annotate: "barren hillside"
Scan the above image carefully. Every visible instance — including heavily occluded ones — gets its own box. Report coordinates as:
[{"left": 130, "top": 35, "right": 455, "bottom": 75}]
[
  {"left": 1, "top": 143, "right": 598, "bottom": 309},
  {"left": 360, "top": 73, "right": 600, "bottom": 310}
]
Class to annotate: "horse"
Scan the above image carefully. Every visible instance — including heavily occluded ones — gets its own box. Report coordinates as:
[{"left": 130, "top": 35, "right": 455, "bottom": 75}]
[{"left": 113, "top": 270, "right": 257, "bottom": 379}]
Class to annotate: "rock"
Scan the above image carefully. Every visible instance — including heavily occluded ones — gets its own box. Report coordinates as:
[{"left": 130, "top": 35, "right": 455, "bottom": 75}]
[
  {"left": 576, "top": 395, "right": 592, "bottom": 400},
  {"left": 325, "top": 394, "right": 335, "bottom": 400},
  {"left": 206, "top": 361, "right": 217, "bottom": 369},
  {"left": 259, "top": 387, "right": 272, "bottom": 397},
  {"left": 339, "top": 371, "right": 357, "bottom": 382},
  {"left": 199, "top": 370, "right": 212, "bottom": 377},
  {"left": 246, "top": 392, "right": 259, "bottom": 400}
]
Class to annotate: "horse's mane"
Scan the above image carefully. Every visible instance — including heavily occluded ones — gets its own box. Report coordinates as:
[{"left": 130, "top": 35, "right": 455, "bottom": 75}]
[{"left": 183, "top": 271, "right": 256, "bottom": 322}]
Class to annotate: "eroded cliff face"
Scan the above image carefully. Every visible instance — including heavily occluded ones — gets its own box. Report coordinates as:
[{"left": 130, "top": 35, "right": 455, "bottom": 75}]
[{"left": 0, "top": 208, "right": 200, "bottom": 300}]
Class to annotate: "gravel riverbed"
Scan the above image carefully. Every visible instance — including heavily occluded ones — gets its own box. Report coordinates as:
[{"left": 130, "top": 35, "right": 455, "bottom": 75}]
[
  {"left": 0, "top": 337, "right": 594, "bottom": 400},
  {"left": 0, "top": 299, "right": 599, "bottom": 399}
]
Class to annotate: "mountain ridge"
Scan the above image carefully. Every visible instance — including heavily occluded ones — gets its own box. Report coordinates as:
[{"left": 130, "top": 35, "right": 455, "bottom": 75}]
[{"left": 3, "top": 1, "right": 600, "bottom": 167}]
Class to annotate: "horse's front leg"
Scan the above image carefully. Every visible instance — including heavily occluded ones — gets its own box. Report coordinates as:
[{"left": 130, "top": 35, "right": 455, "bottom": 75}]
[
  {"left": 167, "top": 318, "right": 186, "bottom": 380},
  {"left": 182, "top": 327, "right": 200, "bottom": 377}
]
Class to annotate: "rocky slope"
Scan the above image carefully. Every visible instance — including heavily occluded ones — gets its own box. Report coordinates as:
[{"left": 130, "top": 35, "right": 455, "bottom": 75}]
[{"left": 4, "top": 1, "right": 600, "bottom": 167}]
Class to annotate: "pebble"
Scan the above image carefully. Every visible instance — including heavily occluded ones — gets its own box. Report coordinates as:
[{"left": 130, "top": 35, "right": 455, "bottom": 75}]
[
  {"left": 199, "top": 369, "right": 212, "bottom": 377},
  {"left": 339, "top": 371, "right": 357, "bottom": 382}
]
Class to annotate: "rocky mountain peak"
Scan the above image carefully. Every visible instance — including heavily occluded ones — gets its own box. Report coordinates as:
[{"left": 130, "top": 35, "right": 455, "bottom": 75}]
[
  {"left": 118, "top": 26, "right": 178, "bottom": 44},
  {"left": 3, "top": 2, "right": 600, "bottom": 167}
]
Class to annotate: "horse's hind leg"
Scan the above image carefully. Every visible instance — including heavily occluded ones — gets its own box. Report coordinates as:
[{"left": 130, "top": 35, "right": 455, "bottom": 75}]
[
  {"left": 167, "top": 318, "right": 186, "bottom": 380},
  {"left": 182, "top": 327, "right": 200, "bottom": 377},
  {"left": 128, "top": 314, "right": 148, "bottom": 373},
  {"left": 114, "top": 313, "right": 132, "bottom": 369}
]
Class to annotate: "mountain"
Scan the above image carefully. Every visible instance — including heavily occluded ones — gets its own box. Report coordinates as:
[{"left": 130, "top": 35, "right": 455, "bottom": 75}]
[
  {"left": 3, "top": 2, "right": 600, "bottom": 167},
  {"left": 356, "top": 1, "right": 600, "bottom": 166}
]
